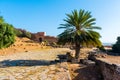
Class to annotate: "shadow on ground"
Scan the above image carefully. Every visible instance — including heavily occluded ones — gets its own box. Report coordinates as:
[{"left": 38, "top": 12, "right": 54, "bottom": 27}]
[{"left": 0, "top": 54, "right": 67, "bottom": 68}]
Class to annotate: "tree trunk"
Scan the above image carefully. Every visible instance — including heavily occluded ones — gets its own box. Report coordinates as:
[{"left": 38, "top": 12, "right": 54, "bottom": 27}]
[{"left": 75, "top": 42, "right": 81, "bottom": 59}]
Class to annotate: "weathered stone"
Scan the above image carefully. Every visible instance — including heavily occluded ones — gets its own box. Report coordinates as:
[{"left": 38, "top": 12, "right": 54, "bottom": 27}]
[
  {"left": 80, "top": 59, "right": 95, "bottom": 66},
  {"left": 93, "top": 58, "right": 120, "bottom": 80},
  {"left": 66, "top": 50, "right": 75, "bottom": 62}
]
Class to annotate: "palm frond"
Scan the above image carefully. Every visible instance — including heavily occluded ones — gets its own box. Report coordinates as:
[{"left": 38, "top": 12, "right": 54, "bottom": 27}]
[{"left": 57, "top": 9, "right": 102, "bottom": 47}]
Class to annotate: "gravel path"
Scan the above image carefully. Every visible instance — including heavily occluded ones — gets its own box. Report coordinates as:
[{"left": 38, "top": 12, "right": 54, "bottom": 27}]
[{"left": 0, "top": 48, "right": 71, "bottom": 80}]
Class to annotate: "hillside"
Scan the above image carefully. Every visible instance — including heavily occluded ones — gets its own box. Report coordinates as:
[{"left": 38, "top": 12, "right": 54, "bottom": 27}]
[{"left": 0, "top": 37, "right": 49, "bottom": 55}]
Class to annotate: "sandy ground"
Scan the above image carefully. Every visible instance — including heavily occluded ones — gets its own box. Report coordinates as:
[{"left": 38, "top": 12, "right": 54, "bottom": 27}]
[
  {"left": 0, "top": 37, "right": 71, "bottom": 80},
  {"left": 0, "top": 37, "right": 50, "bottom": 56},
  {"left": 97, "top": 56, "right": 120, "bottom": 64},
  {"left": 0, "top": 48, "right": 70, "bottom": 61},
  {"left": 0, "top": 48, "right": 71, "bottom": 80}
]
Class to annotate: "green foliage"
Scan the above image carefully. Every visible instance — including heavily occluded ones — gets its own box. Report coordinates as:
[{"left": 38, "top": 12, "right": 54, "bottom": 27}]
[
  {"left": 24, "top": 31, "right": 31, "bottom": 39},
  {"left": 14, "top": 28, "right": 23, "bottom": 37},
  {"left": 57, "top": 9, "right": 102, "bottom": 59},
  {"left": 58, "top": 9, "right": 102, "bottom": 47},
  {"left": 0, "top": 23, "right": 15, "bottom": 48},
  {"left": 14, "top": 28, "right": 32, "bottom": 39},
  {"left": 97, "top": 45, "right": 106, "bottom": 52},
  {"left": 112, "top": 37, "right": 120, "bottom": 54}
]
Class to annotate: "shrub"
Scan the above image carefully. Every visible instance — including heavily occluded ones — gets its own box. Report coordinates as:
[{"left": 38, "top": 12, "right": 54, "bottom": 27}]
[
  {"left": 14, "top": 28, "right": 23, "bottom": 37},
  {"left": 14, "top": 28, "right": 31, "bottom": 39},
  {"left": 112, "top": 37, "right": 120, "bottom": 54},
  {"left": 24, "top": 31, "right": 31, "bottom": 38},
  {"left": 0, "top": 23, "right": 15, "bottom": 48},
  {"left": 97, "top": 45, "right": 106, "bottom": 52}
]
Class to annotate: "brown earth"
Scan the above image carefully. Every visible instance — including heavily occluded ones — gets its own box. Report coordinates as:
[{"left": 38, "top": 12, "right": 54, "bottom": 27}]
[
  {"left": 97, "top": 55, "right": 120, "bottom": 64},
  {"left": 0, "top": 37, "right": 50, "bottom": 55}
]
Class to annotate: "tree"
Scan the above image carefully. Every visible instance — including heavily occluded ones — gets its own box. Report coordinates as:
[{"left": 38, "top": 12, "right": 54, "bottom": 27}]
[
  {"left": 0, "top": 16, "right": 15, "bottom": 48},
  {"left": 112, "top": 37, "right": 120, "bottom": 54},
  {"left": 58, "top": 9, "right": 102, "bottom": 59}
]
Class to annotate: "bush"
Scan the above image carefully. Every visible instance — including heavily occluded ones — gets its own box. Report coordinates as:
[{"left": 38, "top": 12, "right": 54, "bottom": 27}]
[
  {"left": 0, "top": 23, "right": 15, "bottom": 48},
  {"left": 24, "top": 31, "right": 31, "bottom": 38},
  {"left": 97, "top": 45, "right": 106, "bottom": 52},
  {"left": 112, "top": 37, "right": 120, "bottom": 53},
  {"left": 14, "top": 28, "right": 23, "bottom": 37},
  {"left": 14, "top": 28, "right": 31, "bottom": 39}
]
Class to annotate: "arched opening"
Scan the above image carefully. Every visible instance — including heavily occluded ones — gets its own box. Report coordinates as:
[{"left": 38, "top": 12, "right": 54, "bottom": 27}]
[{"left": 39, "top": 37, "right": 42, "bottom": 43}]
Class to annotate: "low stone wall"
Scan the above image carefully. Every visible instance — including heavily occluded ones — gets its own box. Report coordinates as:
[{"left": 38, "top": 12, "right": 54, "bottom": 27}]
[
  {"left": 96, "top": 59, "right": 120, "bottom": 80},
  {"left": 88, "top": 53, "right": 120, "bottom": 80}
]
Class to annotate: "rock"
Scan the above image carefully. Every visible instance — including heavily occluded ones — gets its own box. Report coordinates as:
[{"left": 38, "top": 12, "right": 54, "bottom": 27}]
[
  {"left": 66, "top": 51, "right": 75, "bottom": 62},
  {"left": 94, "top": 59, "right": 120, "bottom": 80},
  {"left": 116, "top": 64, "right": 120, "bottom": 75},
  {"left": 80, "top": 59, "right": 95, "bottom": 66}
]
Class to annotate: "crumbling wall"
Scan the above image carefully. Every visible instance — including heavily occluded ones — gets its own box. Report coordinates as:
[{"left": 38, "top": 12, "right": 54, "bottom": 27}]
[{"left": 96, "top": 59, "right": 120, "bottom": 80}]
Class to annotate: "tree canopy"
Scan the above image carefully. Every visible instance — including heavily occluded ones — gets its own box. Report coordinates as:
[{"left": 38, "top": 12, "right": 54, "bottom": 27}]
[{"left": 58, "top": 9, "right": 102, "bottom": 59}]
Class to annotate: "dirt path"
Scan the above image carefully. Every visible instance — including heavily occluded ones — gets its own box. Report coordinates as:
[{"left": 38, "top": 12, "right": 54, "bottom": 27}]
[{"left": 0, "top": 48, "right": 71, "bottom": 80}]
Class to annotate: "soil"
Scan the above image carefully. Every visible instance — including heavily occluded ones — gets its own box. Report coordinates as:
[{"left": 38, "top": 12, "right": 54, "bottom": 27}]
[
  {"left": 0, "top": 37, "right": 50, "bottom": 55},
  {"left": 97, "top": 55, "right": 120, "bottom": 64}
]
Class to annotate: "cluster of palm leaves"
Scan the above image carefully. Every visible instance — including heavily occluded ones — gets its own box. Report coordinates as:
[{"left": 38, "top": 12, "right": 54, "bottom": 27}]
[
  {"left": 0, "top": 16, "right": 15, "bottom": 48},
  {"left": 58, "top": 9, "right": 102, "bottom": 59}
]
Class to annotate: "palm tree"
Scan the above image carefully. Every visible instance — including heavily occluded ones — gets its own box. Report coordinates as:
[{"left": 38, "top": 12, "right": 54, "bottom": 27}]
[{"left": 58, "top": 9, "right": 102, "bottom": 59}]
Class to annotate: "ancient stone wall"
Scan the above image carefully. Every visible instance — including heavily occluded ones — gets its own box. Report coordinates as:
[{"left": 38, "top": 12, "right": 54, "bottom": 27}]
[
  {"left": 31, "top": 32, "right": 57, "bottom": 43},
  {"left": 96, "top": 59, "right": 120, "bottom": 80}
]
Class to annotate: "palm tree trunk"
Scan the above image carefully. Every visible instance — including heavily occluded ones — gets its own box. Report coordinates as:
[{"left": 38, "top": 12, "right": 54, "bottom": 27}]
[{"left": 75, "top": 42, "right": 81, "bottom": 59}]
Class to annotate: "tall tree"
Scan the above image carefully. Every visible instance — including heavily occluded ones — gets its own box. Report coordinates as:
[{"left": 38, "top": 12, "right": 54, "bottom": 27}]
[{"left": 58, "top": 9, "right": 102, "bottom": 59}]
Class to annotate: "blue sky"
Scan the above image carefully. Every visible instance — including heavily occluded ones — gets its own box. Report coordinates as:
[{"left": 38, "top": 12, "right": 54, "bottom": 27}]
[{"left": 0, "top": 0, "right": 120, "bottom": 43}]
